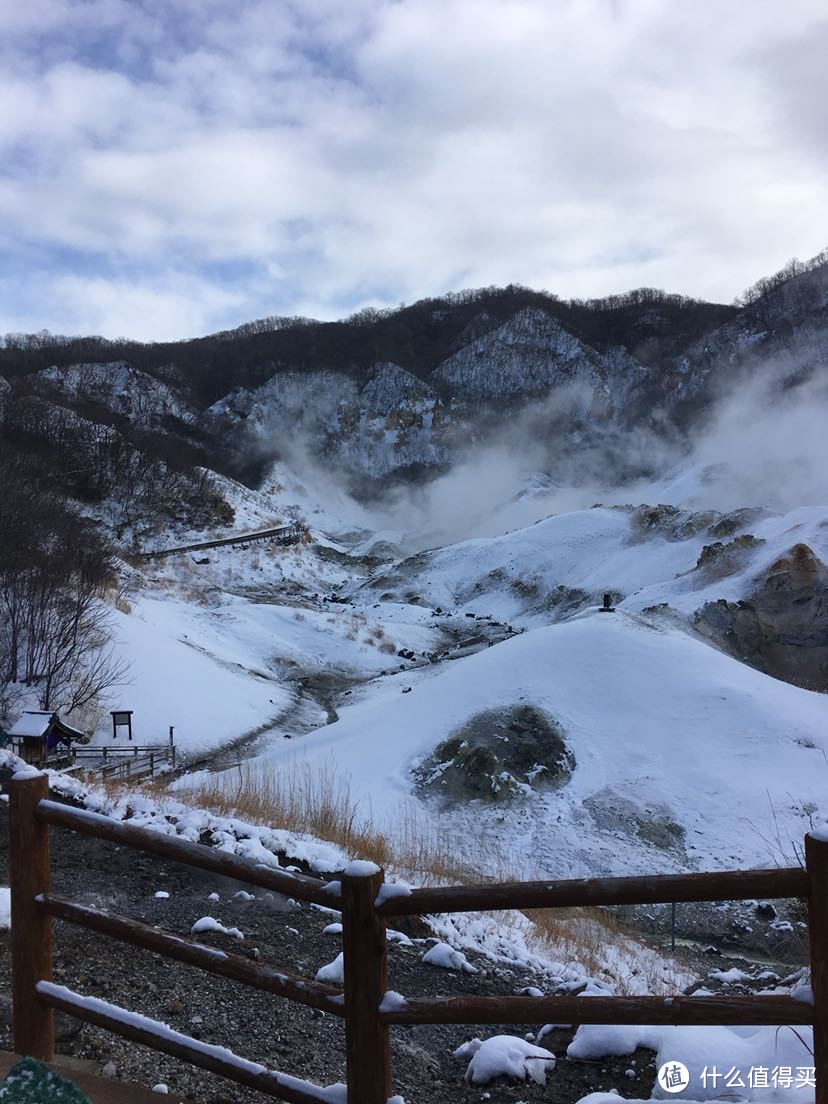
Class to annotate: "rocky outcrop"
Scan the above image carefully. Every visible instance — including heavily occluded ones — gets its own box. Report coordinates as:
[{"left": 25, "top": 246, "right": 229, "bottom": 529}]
[
  {"left": 431, "top": 308, "right": 646, "bottom": 413},
  {"left": 694, "top": 535, "right": 766, "bottom": 580},
  {"left": 31, "top": 361, "right": 198, "bottom": 433},
  {"left": 208, "top": 311, "right": 654, "bottom": 479},
  {"left": 413, "top": 704, "right": 574, "bottom": 803},
  {"left": 694, "top": 543, "right": 828, "bottom": 690}
]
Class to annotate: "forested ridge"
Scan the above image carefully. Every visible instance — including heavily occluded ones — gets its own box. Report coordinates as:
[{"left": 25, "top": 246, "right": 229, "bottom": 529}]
[{"left": 0, "top": 284, "right": 738, "bottom": 407}]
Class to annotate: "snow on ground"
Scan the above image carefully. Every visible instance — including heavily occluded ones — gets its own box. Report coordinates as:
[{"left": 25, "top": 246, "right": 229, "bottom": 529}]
[
  {"left": 421, "top": 942, "right": 477, "bottom": 973},
  {"left": 230, "top": 610, "right": 828, "bottom": 877},
  {"left": 0, "top": 887, "right": 10, "bottom": 930},
  {"left": 315, "top": 952, "right": 344, "bottom": 984},
  {"left": 365, "top": 501, "right": 828, "bottom": 622},
  {"left": 0, "top": 749, "right": 687, "bottom": 999},
  {"left": 455, "top": 1035, "right": 556, "bottom": 1085},
  {"left": 96, "top": 577, "right": 444, "bottom": 759},
  {"left": 191, "top": 916, "right": 244, "bottom": 940},
  {"left": 430, "top": 911, "right": 690, "bottom": 997},
  {"left": 0, "top": 751, "right": 352, "bottom": 875},
  {"left": 93, "top": 596, "right": 290, "bottom": 759},
  {"left": 572, "top": 1018, "right": 815, "bottom": 1102}
]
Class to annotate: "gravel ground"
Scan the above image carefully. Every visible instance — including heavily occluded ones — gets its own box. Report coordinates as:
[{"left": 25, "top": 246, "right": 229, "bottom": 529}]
[{"left": 0, "top": 800, "right": 807, "bottom": 1104}]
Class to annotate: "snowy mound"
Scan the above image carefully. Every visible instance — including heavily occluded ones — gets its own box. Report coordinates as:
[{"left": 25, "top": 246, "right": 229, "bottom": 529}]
[{"left": 251, "top": 611, "right": 828, "bottom": 877}]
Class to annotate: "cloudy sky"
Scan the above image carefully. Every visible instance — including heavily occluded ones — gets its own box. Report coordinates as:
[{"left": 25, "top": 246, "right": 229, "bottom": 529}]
[{"left": 1, "top": 0, "right": 826, "bottom": 341}]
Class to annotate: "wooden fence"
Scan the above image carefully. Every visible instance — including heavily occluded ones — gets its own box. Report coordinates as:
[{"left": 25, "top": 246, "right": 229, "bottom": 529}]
[
  {"left": 43, "top": 744, "right": 176, "bottom": 781},
  {"left": 7, "top": 774, "right": 826, "bottom": 1104}
]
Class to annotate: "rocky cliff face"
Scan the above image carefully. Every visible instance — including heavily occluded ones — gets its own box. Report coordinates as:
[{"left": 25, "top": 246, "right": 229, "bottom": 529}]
[
  {"left": 3, "top": 255, "right": 825, "bottom": 486},
  {"left": 205, "top": 259, "right": 828, "bottom": 482},
  {"left": 31, "top": 361, "right": 197, "bottom": 433},
  {"left": 208, "top": 308, "right": 658, "bottom": 478},
  {"left": 695, "top": 543, "right": 828, "bottom": 691}
]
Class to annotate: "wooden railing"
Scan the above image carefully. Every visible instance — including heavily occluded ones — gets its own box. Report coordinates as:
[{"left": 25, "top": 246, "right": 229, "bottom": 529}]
[
  {"left": 50, "top": 744, "right": 177, "bottom": 780},
  {"left": 141, "top": 522, "right": 307, "bottom": 562},
  {"left": 7, "top": 774, "right": 826, "bottom": 1104},
  {"left": 24, "top": 744, "right": 176, "bottom": 781}
]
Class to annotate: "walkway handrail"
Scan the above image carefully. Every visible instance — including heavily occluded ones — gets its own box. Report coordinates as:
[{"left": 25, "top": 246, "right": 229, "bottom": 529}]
[
  {"left": 141, "top": 522, "right": 307, "bottom": 561},
  {"left": 7, "top": 774, "right": 826, "bottom": 1104}
]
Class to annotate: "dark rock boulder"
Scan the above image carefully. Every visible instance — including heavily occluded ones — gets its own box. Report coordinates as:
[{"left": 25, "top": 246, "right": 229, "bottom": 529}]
[
  {"left": 413, "top": 704, "right": 574, "bottom": 804},
  {"left": 694, "top": 543, "right": 828, "bottom": 690}
]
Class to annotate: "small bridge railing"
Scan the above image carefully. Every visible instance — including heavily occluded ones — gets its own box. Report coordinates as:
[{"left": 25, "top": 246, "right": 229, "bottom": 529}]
[
  {"left": 141, "top": 523, "right": 307, "bottom": 562},
  {"left": 44, "top": 744, "right": 176, "bottom": 780},
  {"left": 7, "top": 774, "right": 826, "bottom": 1103}
]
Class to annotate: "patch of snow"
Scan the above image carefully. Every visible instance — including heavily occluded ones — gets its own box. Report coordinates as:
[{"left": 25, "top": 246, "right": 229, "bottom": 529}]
[
  {"left": 190, "top": 917, "right": 244, "bottom": 941},
  {"left": 387, "top": 929, "right": 413, "bottom": 946},
  {"left": 569, "top": 1015, "right": 815, "bottom": 1102},
  {"left": 343, "top": 860, "right": 381, "bottom": 877},
  {"left": 709, "top": 967, "right": 752, "bottom": 984},
  {"left": 315, "top": 952, "right": 344, "bottom": 985},
  {"left": 379, "top": 991, "right": 408, "bottom": 1013},
  {"left": 11, "top": 766, "right": 44, "bottom": 780},
  {"left": 568, "top": 1024, "right": 664, "bottom": 1060},
  {"left": 455, "top": 1034, "right": 556, "bottom": 1085},
  {"left": 375, "top": 881, "right": 413, "bottom": 906},
  {"left": 422, "top": 942, "right": 477, "bottom": 973}
]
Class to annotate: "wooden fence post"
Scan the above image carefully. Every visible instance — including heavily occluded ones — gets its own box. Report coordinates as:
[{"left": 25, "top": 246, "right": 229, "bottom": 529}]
[
  {"left": 9, "top": 773, "right": 54, "bottom": 1061},
  {"left": 806, "top": 833, "right": 828, "bottom": 1104},
  {"left": 341, "top": 866, "right": 391, "bottom": 1104}
]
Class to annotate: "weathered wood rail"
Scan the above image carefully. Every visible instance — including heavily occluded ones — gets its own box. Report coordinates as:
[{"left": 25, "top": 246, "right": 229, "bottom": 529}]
[
  {"left": 141, "top": 522, "right": 307, "bottom": 562},
  {"left": 7, "top": 774, "right": 826, "bottom": 1103},
  {"left": 47, "top": 744, "right": 176, "bottom": 781}
]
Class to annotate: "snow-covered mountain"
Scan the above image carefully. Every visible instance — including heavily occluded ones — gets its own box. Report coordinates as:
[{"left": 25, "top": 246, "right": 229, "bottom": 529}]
[{"left": 1, "top": 255, "right": 827, "bottom": 885}]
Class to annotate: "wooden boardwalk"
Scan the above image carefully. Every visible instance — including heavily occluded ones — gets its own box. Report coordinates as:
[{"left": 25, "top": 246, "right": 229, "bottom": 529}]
[{"left": 141, "top": 522, "right": 307, "bottom": 561}]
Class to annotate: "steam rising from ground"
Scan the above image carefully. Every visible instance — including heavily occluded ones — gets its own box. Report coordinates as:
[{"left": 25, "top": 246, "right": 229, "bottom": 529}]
[
  {"left": 381, "top": 363, "right": 828, "bottom": 549},
  {"left": 250, "top": 354, "right": 828, "bottom": 551},
  {"left": 671, "top": 367, "right": 828, "bottom": 514}
]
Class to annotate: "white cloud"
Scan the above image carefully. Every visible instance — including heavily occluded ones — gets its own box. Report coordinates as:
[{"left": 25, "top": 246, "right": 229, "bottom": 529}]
[
  {"left": 0, "top": 0, "right": 825, "bottom": 339},
  {"left": 0, "top": 271, "right": 249, "bottom": 342}
]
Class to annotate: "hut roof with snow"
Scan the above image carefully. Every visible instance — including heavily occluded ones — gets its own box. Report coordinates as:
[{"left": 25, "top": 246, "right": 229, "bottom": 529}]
[{"left": 7, "top": 711, "right": 85, "bottom": 745}]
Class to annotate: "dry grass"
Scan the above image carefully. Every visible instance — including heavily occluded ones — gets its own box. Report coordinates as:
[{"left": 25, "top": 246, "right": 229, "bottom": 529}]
[
  {"left": 520, "top": 906, "right": 623, "bottom": 976},
  {"left": 175, "top": 760, "right": 473, "bottom": 883},
  {"left": 131, "top": 761, "right": 684, "bottom": 990}
]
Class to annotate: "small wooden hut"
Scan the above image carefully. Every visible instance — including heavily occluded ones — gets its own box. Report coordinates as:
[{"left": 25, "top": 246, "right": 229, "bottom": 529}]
[{"left": 7, "top": 711, "right": 85, "bottom": 767}]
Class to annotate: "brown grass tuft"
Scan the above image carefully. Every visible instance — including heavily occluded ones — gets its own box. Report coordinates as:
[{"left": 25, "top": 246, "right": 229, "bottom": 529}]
[{"left": 117, "top": 761, "right": 683, "bottom": 990}]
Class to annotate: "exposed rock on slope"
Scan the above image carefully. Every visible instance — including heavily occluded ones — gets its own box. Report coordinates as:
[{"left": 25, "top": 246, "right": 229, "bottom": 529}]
[
  {"left": 694, "top": 543, "right": 828, "bottom": 690},
  {"left": 413, "top": 705, "right": 574, "bottom": 803}
]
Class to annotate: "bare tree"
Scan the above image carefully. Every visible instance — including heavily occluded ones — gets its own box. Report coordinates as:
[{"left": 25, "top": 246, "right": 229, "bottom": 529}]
[{"left": 0, "top": 450, "right": 129, "bottom": 718}]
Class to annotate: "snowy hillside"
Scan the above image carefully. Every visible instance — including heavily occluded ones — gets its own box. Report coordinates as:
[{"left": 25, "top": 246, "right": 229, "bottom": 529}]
[
  {"left": 51, "top": 417, "right": 822, "bottom": 886},
  {"left": 2, "top": 257, "right": 827, "bottom": 893},
  {"left": 230, "top": 610, "right": 827, "bottom": 878}
]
